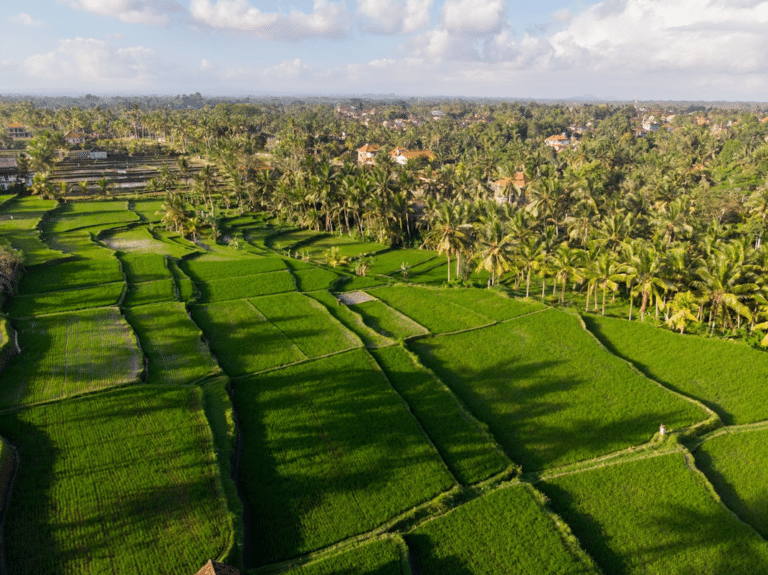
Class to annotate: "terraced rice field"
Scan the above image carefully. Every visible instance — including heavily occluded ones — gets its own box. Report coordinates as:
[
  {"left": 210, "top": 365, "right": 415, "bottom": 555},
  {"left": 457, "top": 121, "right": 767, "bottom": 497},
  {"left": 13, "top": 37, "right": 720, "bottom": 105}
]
[
  {"left": 0, "top": 307, "right": 143, "bottom": 407},
  {"left": 234, "top": 349, "right": 455, "bottom": 566},
  {"left": 18, "top": 258, "right": 124, "bottom": 294},
  {"left": 351, "top": 299, "right": 428, "bottom": 340},
  {"left": 7, "top": 282, "right": 125, "bottom": 317},
  {"left": 266, "top": 537, "right": 406, "bottom": 575}
]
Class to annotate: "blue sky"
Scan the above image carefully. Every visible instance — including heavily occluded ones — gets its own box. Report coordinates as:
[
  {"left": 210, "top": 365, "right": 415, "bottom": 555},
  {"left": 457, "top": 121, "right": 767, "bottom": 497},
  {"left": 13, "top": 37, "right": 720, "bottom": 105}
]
[{"left": 1, "top": 0, "right": 767, "bottom": 100}]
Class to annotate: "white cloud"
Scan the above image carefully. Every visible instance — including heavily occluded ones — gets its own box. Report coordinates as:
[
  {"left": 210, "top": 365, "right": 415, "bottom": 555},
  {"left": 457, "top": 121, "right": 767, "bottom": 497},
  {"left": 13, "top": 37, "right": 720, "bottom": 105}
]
[
  {"left": 9, "top": 13, "right": 49, "bottom": 27},
  {"left": 357, "top": 0, "right": 433, "bottom": 34},
  {"left": 263, "top": 58, "right": 308, "bottom": 78},
  {"left": 190, "top": 0, "right": 351, "bottom": 39},
  {"left": 25, "top": 37, "right": 156, "bottom": 83},
  {"left": 61, "top": 0, "right": 185, "bottom": 26},
  {"left": 201, "top": 58, "right": 215, "bottom": 71},
  {"left": 441, "top": 0, "right": 506, "bottom": 35}
]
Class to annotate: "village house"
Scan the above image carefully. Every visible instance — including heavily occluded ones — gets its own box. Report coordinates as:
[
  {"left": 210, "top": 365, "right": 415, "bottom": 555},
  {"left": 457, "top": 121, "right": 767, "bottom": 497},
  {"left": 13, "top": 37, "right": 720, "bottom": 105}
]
[
  {"left": 544, "top": 133, "right": 570, "bottom": 152},
  {"left": 5, "top": 122, "right": 30, "bottom": 139},
  {"left": 193, "top": 559, "right": 240, "bottom": 575},
  {"left": 491, "top": 172, "right": 526, "bottom": 204},
  {"left": 431, "top": 110, "right": 446, "bottom": 120},
  {"left": 0, "top": 158, "right": 31, "bottom": 190},
  {"left": 75, "top": 147, "right": 108, "bottom": 160},
  {"left": 357, "top": 143, "right": 381, "bottom": 165},
  {"left": 389, "top": 147, "right": 435, "bottom": 165},
  {"left": 65, "top": 130, "right": 88, "bottom": 145}
]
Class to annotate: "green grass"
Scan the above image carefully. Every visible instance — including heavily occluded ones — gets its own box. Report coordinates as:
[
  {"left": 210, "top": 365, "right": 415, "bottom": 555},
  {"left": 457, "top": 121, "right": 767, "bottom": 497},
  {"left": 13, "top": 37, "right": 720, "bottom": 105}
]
[
  {"left": 0, "top": 307, "right": 142, "bottom": 407},
  {"left": 694, "top": 428, "right": 768, "bottom": 540},
  {"left": 433, "top": 287, "right": 547, "bottom": 321},
  {"left": 370, "top": 346, "right": 509, "bottom": 484},
  {"left": 18, "top": 258, "right": 123, "bottom": 295},
  {"left": 168, "top": 258, "right": 198, "bottom": 302},
  {"left": 7, "top": 282, "right": 125, "bottom": 317},
  {"left": 45, "top": 230, "right": 117, "bottom": 259},
  {"left": 118, "top": 252, "right": 172, "bottom": 283},
  {"left": 268, "top": 229, "right": 325, "bottom": 251},
  {"left": 0, "top": 196, "right": 65, "bottom": 265},
  {"left": 199, "top": 271, "right": 296, "bottom": 303},
  {"left": 104, "top": 227, "right": 177, "bottom": 254},
  {"left": 249, "top": 292, "right": 361, "bottom": 358},
  {"left": 262, "top": 538, "right": 406, "bottom": 575},
  {"left": 122, "top": 279, "right": 177, "bottom": 307},
  {"left": 410, "top": 309, "right": 707, "bottom": 471},
  {"left": 368, "top": 249, "right": 438, "bottom": 276},
  {"left": 584, "top": 314, "right": 768, "bottom": 425},
  {"left": 132, "top": 198, "right": 167, "bottom": 222},
  {"left": 0, "top": 386, "right": 233, "bottom": 575},
  {"left": 370, "top": 286, "right": 494, "bottom": 333},
  {"left": 293, "top": 267, "right": 340, "bottom": 292},
  {"left": 540, "top": 451, "right": 768, "bottom": 574},
  {"left": 235, "top": 349, "right": 454, "bottom": 566},
  {"left": 46, "top": 200, "right": 139, "bottom": 233},
  {"left": 306, "top": 291, "right": 395, "bottom": 348},
  {"left": 192, "top": 300, "right": 305, "bottom": 375},
  {"left": 124, "top": 302, "right": 220, "bottom": 385},
  {"left": 299, "top": 234, "right": 387, "bottom": 259},
  {"left": 335, "top": 274, "right": 389, "bottom": 291},
  {"left": 352, "top": 300, "right": 428, "bottom": 340},
  {"left": 181, "top": 256, "right": 287, "bottom": 281},
  {"left": 407, "top": 484, "right": 600, "bottom": 575}
]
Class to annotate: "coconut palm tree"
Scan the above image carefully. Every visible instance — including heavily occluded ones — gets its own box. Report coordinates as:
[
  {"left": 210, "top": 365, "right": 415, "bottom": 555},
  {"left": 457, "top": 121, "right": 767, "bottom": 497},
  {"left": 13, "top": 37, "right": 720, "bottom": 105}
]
[
  {"left": 474, "top": 219, "right": 516, "bottom": 286},
  {"left": 422, "top": 202, "right": 472, "bottom": 283}
]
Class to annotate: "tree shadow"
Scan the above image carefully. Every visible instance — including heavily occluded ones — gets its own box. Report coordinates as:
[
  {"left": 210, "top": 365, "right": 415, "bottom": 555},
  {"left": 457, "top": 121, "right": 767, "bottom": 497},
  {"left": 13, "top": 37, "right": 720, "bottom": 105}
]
[{"left": 406, "top": 533, "right": 476, "bottom": 575}]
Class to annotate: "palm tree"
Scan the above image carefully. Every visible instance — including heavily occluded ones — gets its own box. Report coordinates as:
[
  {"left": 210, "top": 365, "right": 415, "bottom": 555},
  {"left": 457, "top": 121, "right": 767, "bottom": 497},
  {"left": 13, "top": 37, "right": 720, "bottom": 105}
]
[
  {"left": 422, "top": 202, "right": 472, "bottom": 283},
  {"left": 620, "top": 241, "right": 668, "bottom": 321},
  {"left": 550, "top": 243, "right": 585, "bottom": 305},
  {"left": 516, "top": 236, "right": 544, "bottom": 299},
  {"left": 474, "top": 219, "right": 516, "bottom": 286}
]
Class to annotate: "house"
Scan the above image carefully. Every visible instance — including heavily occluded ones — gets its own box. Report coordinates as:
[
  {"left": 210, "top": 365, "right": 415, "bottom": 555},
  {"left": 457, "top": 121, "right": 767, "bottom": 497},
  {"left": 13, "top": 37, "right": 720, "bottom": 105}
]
[
  {"left": 193, "top": 559, "right": 240, "bottom": 575},
  {"left": 0, "top": 158, "right": 31, "bottom": 190},
  {"left": 431, "top": 110, "right": 446, "bottom": 120},
  {"left": 75, "top": 148, "right": 108, "bottom": 160},
  {"left": 6, "top": 122, "right": 29, "bottom": 138},
  {"left": 389, "top": 147, "right": 435, "bottom": 165},
  {"left": 357, "top": 143, "right": 381, "bottom": 165},
  {"left": 544, "top": 133, "right": 570, "bottom": 152},
  {"left": 491, "top": 172, "right": 526, "bottom": 203},
  {"left": 65, "top": 131, "right": 88, "bottom": 145}
]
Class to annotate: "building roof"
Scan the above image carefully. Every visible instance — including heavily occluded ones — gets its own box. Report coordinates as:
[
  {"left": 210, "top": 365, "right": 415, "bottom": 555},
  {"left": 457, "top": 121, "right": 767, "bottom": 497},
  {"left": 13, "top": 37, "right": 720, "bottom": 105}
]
[
  {"left": 494, "top": 172, "right": 526, "bottom": 188},
  {"left": 357, "top": 144, "right": 380, "bottom": 153},
  {"left": 545, "top": 134, "right": 568, "bottom": 142},
  {"left": 194, "top": 559, "right": 240, "bottom": 575},
  {"left": 7, "top": 122, "right": 24, "bottom": 129},
  {"left": 389, "top": 148, "right": 435, "bottom": 160},
  {"left": 0, "top": 158, "right": 18, "bottom": 172}
]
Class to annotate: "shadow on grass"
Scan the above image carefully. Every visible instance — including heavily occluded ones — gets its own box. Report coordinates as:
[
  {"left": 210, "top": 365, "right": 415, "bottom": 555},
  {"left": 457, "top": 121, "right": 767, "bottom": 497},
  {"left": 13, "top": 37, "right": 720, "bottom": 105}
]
[{"left": 406, "top": 534, "right": 475, "bottom": 575}]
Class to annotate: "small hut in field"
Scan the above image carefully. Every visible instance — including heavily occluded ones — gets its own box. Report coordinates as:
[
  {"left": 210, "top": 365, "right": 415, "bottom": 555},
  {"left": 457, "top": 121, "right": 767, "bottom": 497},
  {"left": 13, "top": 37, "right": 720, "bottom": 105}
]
[{"left": 194, "top": 559, "right": 240, "bottom": 575}]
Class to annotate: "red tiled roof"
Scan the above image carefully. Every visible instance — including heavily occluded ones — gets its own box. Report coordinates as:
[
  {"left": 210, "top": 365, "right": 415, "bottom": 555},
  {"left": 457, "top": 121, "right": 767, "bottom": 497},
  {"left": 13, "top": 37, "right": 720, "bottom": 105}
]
[
  {"left": 194, "top": 559, "right": 240, "bottom": 575},
  {"left": 357, "top": 144, "right": 380, "bottom": 153}
]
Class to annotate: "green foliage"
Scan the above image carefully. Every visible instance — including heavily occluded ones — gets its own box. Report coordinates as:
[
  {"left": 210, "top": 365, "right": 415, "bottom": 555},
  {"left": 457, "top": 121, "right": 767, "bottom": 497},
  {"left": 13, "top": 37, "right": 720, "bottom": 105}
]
[
  {"left": 694, "top": 428, "right": 768, "bottom": 540},
  {"left": 352, "top": 300, "right": 428, "bottom": 340},
  {"left": 234, "top": 349, "right": 454, "bottom": 566},
  {"left": 192, "top": 300, "right": 305, "bottom": 375},
  {"left": 199, "top": 270, "right": 296, "bottom": 303},
  {"left": 0, "top": 308, "right": 142, "bottom": 407},
  {"left": 370, "top": 346, "right": 509, "bottom": 484},
  {"left": 410, "top": 309, "right": 707, "bottom": 470},
  {"left": 265, "top": 538, "right": 405, "bottom": 575},
  {"left": 124, "top": 302, "right": 220, "bottom": 385},
  {"left": 540, "top": 452, "right": 768, "bottom": 574},
  {"left": 293, "top": 267, "right": 340, "bottom": 291},
  {"left": 408, "top": 484, "right": 601, "bottom": 575},
  {"left": 7, "top": 281, "right": 125, "bottom": 317},
  {"left": 371, "top": 286, "right": 494, "bottom": 333},
  {"left": 367, "top": 249, "right": 438, "bottom": 276},
  {"left": 584, "top": 314, "right": 768, "bottom": 425},
  {"left": 0, "top": 386, "right": 233, "bottom": 575}
]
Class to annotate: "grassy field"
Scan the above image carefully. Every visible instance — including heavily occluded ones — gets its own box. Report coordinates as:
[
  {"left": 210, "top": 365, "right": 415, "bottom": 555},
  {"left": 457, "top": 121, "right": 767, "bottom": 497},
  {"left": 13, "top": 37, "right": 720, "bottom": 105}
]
[
  {"left": 124, "top": 302, "right": 220, "bottom": 385},
  {"left": 7, "top": 282, "right": 125, "bottom": 317},
  {"left": 198, "top": 271, "right": 296, "bottom": 303},
  {"left": 410, "top": 309, "right": 707, "bottom": 471},
  {"left": 351, "top": 300, "right": 428, "bottom": 340},
  {"left": 118, "top": 252, "right": 172, "bottom": 283},
  {"left": 235, "top": 349, "right": 455, "bottom": 566},
  {"left": 0, "top": 196, "right": 65, "bottom": 264},
  {"left": 180, "top": 256, "right": 287, "bottom": 281},
  {"left": 306, "top": 291, "right": 395, "bottom": 348},
  {"left": 297, "top": 234, "right": 387, "bottom": 259},
  {"left": 694, "top": 428, "right": 768, "bottom": 540},
  {"left": 370, "top": 346, "right": 509, "bottom": 485},
  {"left": 18, "top": 258, "right": 124, "bottom": 294},
  {"left": 249, "top": 293, "right": 361, "bottom": 358},
  {"left": 262, "top": 538, "right": 406, "bottom": 575},
  {"left": 46, "top": 200, "right": 139, "bottom": 233},
  {"left": 123, "top": 279, "right": 177, "bottom": 307},
  {"left": 45, "top": 230, "right": 117, "bottom": 259},
  {"left": 0, "top": 307, "right": 142, "bottom": 407},
  {"left": 367, "top": 249, "right": 438, "bottom": 277},
  {"left": 584, "top": 315, "right": 768, "bottom": 425},
  {"left": 431, "top": 287, "right": 547, "bottom": 321},
  {"left": 370, "top": 286, "right": 495, "bottom": 333},
  {"left": 540, "top": 451, "right": 768, "bottom": 574},
  {"left": 292, "top": 267, "right": 340, "bottom": 292},
  {"left": 407, "top": 484, "right": 600, "bottom": 575},
  {"left": 192, "top": 300, "right": 306, "bottom": 375},
  {"left": 0, "top": 386, "right": 233, "bottom": 575}
]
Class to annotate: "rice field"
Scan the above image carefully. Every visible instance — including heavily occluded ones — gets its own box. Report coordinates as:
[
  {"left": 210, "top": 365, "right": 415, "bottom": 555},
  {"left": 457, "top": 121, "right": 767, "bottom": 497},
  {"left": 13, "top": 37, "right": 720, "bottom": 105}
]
[
  {"left": 407, "top": 484, "right": 601, "bottom": 575},
  {"left": 292, "top": 267, "right": 340, "bottom": 291},
  {"left": 124, "top": 302, "right": 220, "bottom": 385},
  {"left": 370, "top": 345, "right": 510, "bottom": 484},
  {"left": 584, "top": 314, "right": 768, "bottom": 425},
  {"left": 123, "top": 279, "right": 177, "bottom": 307},
  {"left": 265, "top": 538, "right": 406, "bottom": 575},
  {"left": 432, "top": 287, "right": 547, "bottom": 321},
  {"left": 7, "top": 281, "right": 125, "bottom": 317},
  {"left": 181, "top": 256, "right": 287, "bottom": 281},
  {"left": 0, "top": 386, "right": 233, "bottom": 575},
  {"left": 351, "top": 299, "right": 429, "bottom": 340},
  {"left": 540, "top": 451, "right": 768, "bottom": 574},
  {"left": 45, "top": 230, "right": 117, "bottom": 259},
  {"left": 306, "top": 291, "right": 395, "bottom": 348},
  {"left": 694, "top": 428, "right": 768, "bottom": 540},
  {"left": 118, "top": 252, "right": 172, "bottom": 283},
  {"left": 298, "top": 234, "right": 387, "bottom": 259},
  {"left": 0, "top": 307, "right": 142, "bottom": 408},
  {"left": 18, "top": 258, "right": 124, "bottom": 294},
  {"left": 0, "top": 196, "right": 65, "bottom": 264},
  {"left": 198, "top": 270, "right": 296, "bottom": 303},
  {"left": 45, "top": 200, "right": 139, "bottom": 233},
  {"left": 410, "top": 309, "right": 708, "bottom": 471},
  {"left": 367, "top": 249, "right": 439, "bottom": 276},
  {"left": 235, "top": 349, "right": 455, "bottom": 566},
  {"left": 249, "top": 292, "right": 362, "bottom": 358},
  {"left": 191, "top": 300, "right": 305, "bottom": 375}
]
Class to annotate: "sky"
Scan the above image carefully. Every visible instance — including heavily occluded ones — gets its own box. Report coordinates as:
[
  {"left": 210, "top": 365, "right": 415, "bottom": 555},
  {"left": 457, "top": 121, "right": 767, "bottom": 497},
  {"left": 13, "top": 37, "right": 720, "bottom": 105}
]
[{"left": 1, "top": 0, "right": 768, "bottom": 100}]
